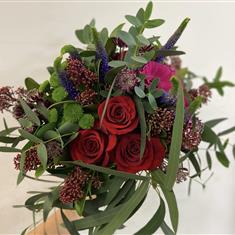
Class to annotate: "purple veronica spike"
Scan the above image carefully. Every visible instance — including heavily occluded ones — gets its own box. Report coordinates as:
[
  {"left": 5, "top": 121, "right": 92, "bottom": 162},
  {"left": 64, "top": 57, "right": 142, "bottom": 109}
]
[
  {"left": 59, "top": 71, "right": 78, "bottom": 100},
  {"left": 156, "top": 18, "right": 190, "bottom": 63},
  {"left": 96, "top": 41, "right": 109, "bottom": 82}
]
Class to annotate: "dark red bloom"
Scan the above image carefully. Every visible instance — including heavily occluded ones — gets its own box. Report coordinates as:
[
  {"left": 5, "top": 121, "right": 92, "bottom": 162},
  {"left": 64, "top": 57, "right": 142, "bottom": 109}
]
[
  {"left": 98, "top": 96, "right": 139, "bottom": 135},
  {"left": 114, "top": 133, "right": 165, "bottom": 173},
  {"left": 70, "top": 125, "right": 116, "bottom": 166}
]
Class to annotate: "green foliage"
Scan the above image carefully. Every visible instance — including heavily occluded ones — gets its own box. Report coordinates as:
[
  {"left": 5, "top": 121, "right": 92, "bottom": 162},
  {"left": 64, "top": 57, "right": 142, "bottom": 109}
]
[
  {"left": 39, "top": 80, "right": 50, "bottom": 93},
  {"left": 52, "top": 87, "right": 68, "bottom": 102},
  {"left": 19, "top": 98, "right": 41, "bottom": 126},
  {"left": 108, "top": 60, "right": 127, "bottom": 68},
  {"left": 188, "top": 96, "right": 203, "bottom": 115},
  {"left": 37, "top": 143, "right": 48, "bottom": 170},
  {"left": 204, "top": 67, "right": 234, "bottom": 95},
  {"left": 145, "top": 19, "right": 165, "bottom": 28},
  {"left": 50, "top": 72, "right": 60, "bottom": 88},
  {"left": 25, "top": 77, "right": 40, "bottom": 91},
  {"left": 165, "top": 80, "right": 184, "bottom": 190},
  {"left": 63, "top": 103, "right": 83, "bottom": 123},
  {"left": 79, "top": 114, "right": 95, "bottom": 129},
  {"left": 134, "top": 86, "right": 146, "bottom": 98},
  {"left": 48, "top": 108, "right": 58, "bottom": 123},
  {"left": 134, "top": 96, "right": 147, "bottom": 159}
]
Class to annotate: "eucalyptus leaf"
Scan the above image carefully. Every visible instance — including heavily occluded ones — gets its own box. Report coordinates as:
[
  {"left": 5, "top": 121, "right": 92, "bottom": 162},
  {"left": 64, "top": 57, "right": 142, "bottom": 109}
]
[
  {"left": 117, "top": 31, "right": 136, "bottom": 47},
  {"left": 145, "top": 19, "right": 165, "bottom": 28},
  {"left": 206, "top": 151, "right": 212, "bottom": 170},
  {"left": 147, "top": 93, "right": 158, "bottom": 110},
  {"left": 205, "top": 118, "right": 227, "bottom": 128},
  {"left": 134, "top": 86, "right": 146, "bottom": 98},
  {"left": 131, "top": 56, "right": 148, "bottom": 64},
  {"left": 108, "top": 60, "right": 127, "bottom": 68},
  {"left": 19, "top": 98, "right": 40, "bottom": 126},
  {"left": 144, "top": 1, "right": 153, "bottom": 20},
  {"left": 125, "top": 15, "right": 142, "bottom": 27},
  {"left": 0, "top": 146, "right": 21, "bottom": 152},
  {"left": 25, "top": 77, "right": 40, "bottom": 90},
  {"left": 37, "top": 143, "right": 48, "bottom": 170},
  {"left": 110, "top": 23, "right": 125, "bottom": 38},
  {"left": 19, "top": 129, "right": 42, "bottom": 144}
]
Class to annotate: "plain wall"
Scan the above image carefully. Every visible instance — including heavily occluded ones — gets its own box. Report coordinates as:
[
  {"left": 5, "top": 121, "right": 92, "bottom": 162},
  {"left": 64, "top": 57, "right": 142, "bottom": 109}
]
[{"left": 0, "top": 1, "right": 234, "bottom": 234}]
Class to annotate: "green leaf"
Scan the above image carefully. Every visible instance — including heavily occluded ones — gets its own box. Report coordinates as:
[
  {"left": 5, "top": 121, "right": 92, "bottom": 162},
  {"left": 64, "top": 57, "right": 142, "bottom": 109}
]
[
  {"left": 61, "top": 209, "right": 80, "bottom": 235},
  {"left": 165, "top": 81, "right": 184, "bottom": 190},
  {"left": 188, "top": 96, "right": 203, "bottom": 115},
  {"left": 216, "top": 151, "right": 229, "bottom": 167},
  {"left": 36, "top": 123, "right": 56, "bottom": 139},
  {"left": 134, "top": 197, "right": 165, "bottom": 235},
  {"left": 136, "top": 8, "right": 145, "bottom": 24},
  {"left": 61, "top": 160, "right": 148, "bottom": 181},
  {"left": 35, "top": 165, "right": 45, "bottom": 178},
  {"left": 144, "top": 1, "right": 153, "bottom": 20},
  {"left": 161, "top": 187, "right": 179, "bottom": 233},
  {"left": 201, "top": 124, "right": 218, "bottom": 145},
  {"left": 83, "top": 25, "right": 93, "bottom": 43},
  {"left": 37, "top": 143, "right": 48, "bottom": 170},
  {"left": 25, "top": 77, "right": 40, "bottom": 91},
  {"left": 96, "top": 180, "right": 149, "bottom": 235},
  {"left": 131, "top": 56, "right": 148, "bottom": 64},
  {"left": 125, "top": 15, "right": 142, "bottom": 27},
  {"left": 147, "top": 93, "right": 158, "bottom": 110},
  {"left": 100, "top": 27, "right": 109, "bottom": 46},
  {"left": 108, "top": 60, "right": 127, "bottom": 68},
  {"left": 117, "top": 31, "right": 136, "bottom": 46},
  {"left": 232, "top": 145, "right": 235, "bottom": 160},
  {"left": 17, "top": 151, "right": 26, "bottom": 185},
  {"left": 136, "top": 34, "right": 150, "bottom": 46},
  {"left": 19, "top": 129, "right": 42, "bottom": 144},
  {"left": 218, "top": 126, "right": 235, "bottom": 136},
  {"left": 110, "top": 23, "right": 125, "bottom": 38},
  {"left": 134, "top": 96, "right": 147, "bottom": 159},
  {"left": 75, "top": 29, "right": 86, "bottom": 44},
  {"left": 104, "top": 177, "right": 126, "bottom": 205},
  {"left": 60, "top": 44, "right": 78, "bottom": 55},
  {"left": 0, "top": 127, "right": 19, "bottom": 137},
  {"left": 18, "top": 118, "right": 32, "bottom": 129},
  {"left": 206, "top": 151, "right": 212, "bottom": 170},
  {"left": 0, "top": 146, "right": 21, "bottom": 152},
  {"left": 205, "top": 118, "right": 227, "bottom": 128},
  {"left": 156, "top": 49, "right": 185, "bottom": 57},
  {"left": 189, "top": 153, "right": 201, "bottom": 177},
  {"left": 134, "top": 86, "right": 146, "bottom": 98},
  {"left": 161, "top": 221, "right": 175, "bottom": 235},
  {"left": 58, "top": 122, "right": 79, "bottom": 135},
  {"left": 145, "top": 19, "right": 165, "bottom": 28},
  {"left": 19, "top": 98, "right": 41, "bottom": 126},
  {"left": 0, "top": 136, "right": 18, "bottom": 144},
  {"left": 214, "top": 66, "right": 222, "bottom": 82}
]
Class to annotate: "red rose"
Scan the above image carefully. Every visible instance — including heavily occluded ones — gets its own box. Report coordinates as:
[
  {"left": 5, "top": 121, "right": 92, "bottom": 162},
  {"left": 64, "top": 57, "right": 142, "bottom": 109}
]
[
  {"left": 114, "top": 133, "right": 165, "bottom": 173},
  {"left": 70, "top": 126, "right": 116, "bottom": 166},
  {"left": 98, "top": 96, "right": 139, "bottom": 135}
]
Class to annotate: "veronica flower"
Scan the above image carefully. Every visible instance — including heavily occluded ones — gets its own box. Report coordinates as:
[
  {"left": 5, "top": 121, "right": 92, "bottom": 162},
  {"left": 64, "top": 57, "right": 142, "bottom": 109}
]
[
  {"left": 59, "top": 71, "right": 79, "bottom": 100},
  {"left": 156, "top": 18, "right": 190, "bottom": 63}
]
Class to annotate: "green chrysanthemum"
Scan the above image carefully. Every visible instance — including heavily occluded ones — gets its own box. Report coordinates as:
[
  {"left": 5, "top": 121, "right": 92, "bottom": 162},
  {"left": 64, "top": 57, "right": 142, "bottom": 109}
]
[
  {"left": 79, "top": 114, "right": 95, "bottom": 129},
  {"left": 48, "top": 108, "right": 58, "bottom": 123},
  {"left": 63, "top": 103, "right": 83, "bottom": 123},
  {"left": 52, "top": 87, "right": 68, "bottom": 102}
]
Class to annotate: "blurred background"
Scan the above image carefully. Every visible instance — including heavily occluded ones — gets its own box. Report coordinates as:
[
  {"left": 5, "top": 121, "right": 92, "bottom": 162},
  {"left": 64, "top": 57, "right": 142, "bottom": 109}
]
[{"left": 0, "top": 1, "right": 235, "bottom": 234}]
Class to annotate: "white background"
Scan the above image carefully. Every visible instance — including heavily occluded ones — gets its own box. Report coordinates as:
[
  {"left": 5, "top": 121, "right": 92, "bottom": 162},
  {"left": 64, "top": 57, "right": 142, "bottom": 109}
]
[{"left": 0, "top": 1, "right": 235, "bottom": 234}]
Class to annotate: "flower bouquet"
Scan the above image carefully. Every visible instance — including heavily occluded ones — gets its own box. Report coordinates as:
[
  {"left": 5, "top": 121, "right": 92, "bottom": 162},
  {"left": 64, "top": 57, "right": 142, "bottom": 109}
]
[{"left": 0, "top": 2, "right": 234, "bottom": 234}]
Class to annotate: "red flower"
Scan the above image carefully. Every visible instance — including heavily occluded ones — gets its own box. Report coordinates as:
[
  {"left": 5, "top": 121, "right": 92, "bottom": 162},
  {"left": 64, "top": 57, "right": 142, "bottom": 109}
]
[
  {"left": 98, "top": 96, "right": 139, "bottom": 135},
  {"left": 70, "top": 125, "right": 116, "bottom": 166},
  {"left": 114, "top": 133, "right": 165, "bottom": 173}
]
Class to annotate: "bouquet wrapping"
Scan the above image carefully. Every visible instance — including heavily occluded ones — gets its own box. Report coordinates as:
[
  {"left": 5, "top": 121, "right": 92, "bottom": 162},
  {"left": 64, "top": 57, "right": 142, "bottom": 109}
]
[{"left": 0, "top": 2, "right": 234, "bottom": 234}]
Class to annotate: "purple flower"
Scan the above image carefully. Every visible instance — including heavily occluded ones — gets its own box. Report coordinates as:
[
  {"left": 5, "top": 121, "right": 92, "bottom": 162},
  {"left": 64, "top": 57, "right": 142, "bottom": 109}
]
[{"left": 59, "top": 71, "right": 79, "bottom": 100}]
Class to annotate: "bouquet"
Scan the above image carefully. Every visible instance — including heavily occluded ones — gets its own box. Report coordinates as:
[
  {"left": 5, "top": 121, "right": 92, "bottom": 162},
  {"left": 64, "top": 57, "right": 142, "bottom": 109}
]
[{"left": 0, "top": 2, "right": 234, "bottom": 234}]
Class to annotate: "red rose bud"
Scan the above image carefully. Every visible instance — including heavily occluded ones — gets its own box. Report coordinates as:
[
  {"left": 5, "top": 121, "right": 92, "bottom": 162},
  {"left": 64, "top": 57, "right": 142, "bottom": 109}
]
[
  {"left": 98, "top": 96, "right": 139, "bottom": 135},
  {"left": 114, "top": 133, "right": 165, "bottom": 173},
  {"left": 70, "top": 128, "right": 117, "bottom": 166}
]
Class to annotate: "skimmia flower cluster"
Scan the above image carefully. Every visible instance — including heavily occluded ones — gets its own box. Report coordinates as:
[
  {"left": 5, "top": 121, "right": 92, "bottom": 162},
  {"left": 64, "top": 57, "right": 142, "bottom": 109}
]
[{"left": 0, "top": 2, "right": 234, "bottom": 235}]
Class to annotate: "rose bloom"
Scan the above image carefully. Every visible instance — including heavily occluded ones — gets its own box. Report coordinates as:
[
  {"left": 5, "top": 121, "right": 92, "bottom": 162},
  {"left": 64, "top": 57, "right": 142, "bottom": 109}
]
[
  {"left": 114, "top": 133, "right": 165, "bottom": 173},
  {"left": 141, "top": 61, "right": 175, "bottom": 92},
  {"left": 98, "top": 96, "right": 139, "bottom": 135},
  {"left": 70, "top": 123, "right": 116, "bottom": 166}
]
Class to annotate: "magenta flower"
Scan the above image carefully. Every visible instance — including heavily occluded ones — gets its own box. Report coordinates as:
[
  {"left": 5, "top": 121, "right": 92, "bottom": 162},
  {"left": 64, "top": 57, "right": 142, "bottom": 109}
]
[{"left": 141, "top": 61, "right": 175, "bottom": 92}]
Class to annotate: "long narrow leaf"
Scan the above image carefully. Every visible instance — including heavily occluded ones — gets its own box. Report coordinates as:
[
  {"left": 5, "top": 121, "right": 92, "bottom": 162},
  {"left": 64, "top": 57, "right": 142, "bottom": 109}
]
[
  {"left": 165, "top": 80, "right": 184, "bottom": 190},
  {"left": 61, "top": 209, "right": 80, "bottom": 235},
  {"left": 134, "top": 197, "right": 165, "bottom": 235},
  {"left": 95, "top": 180, "right": 149, "bottom": 235},
  {"left": 134, "top": 96, "right": 147, "bottom": 158},
  {"left": 61, "top": 161, "right": 148, "bottom": 181}
]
